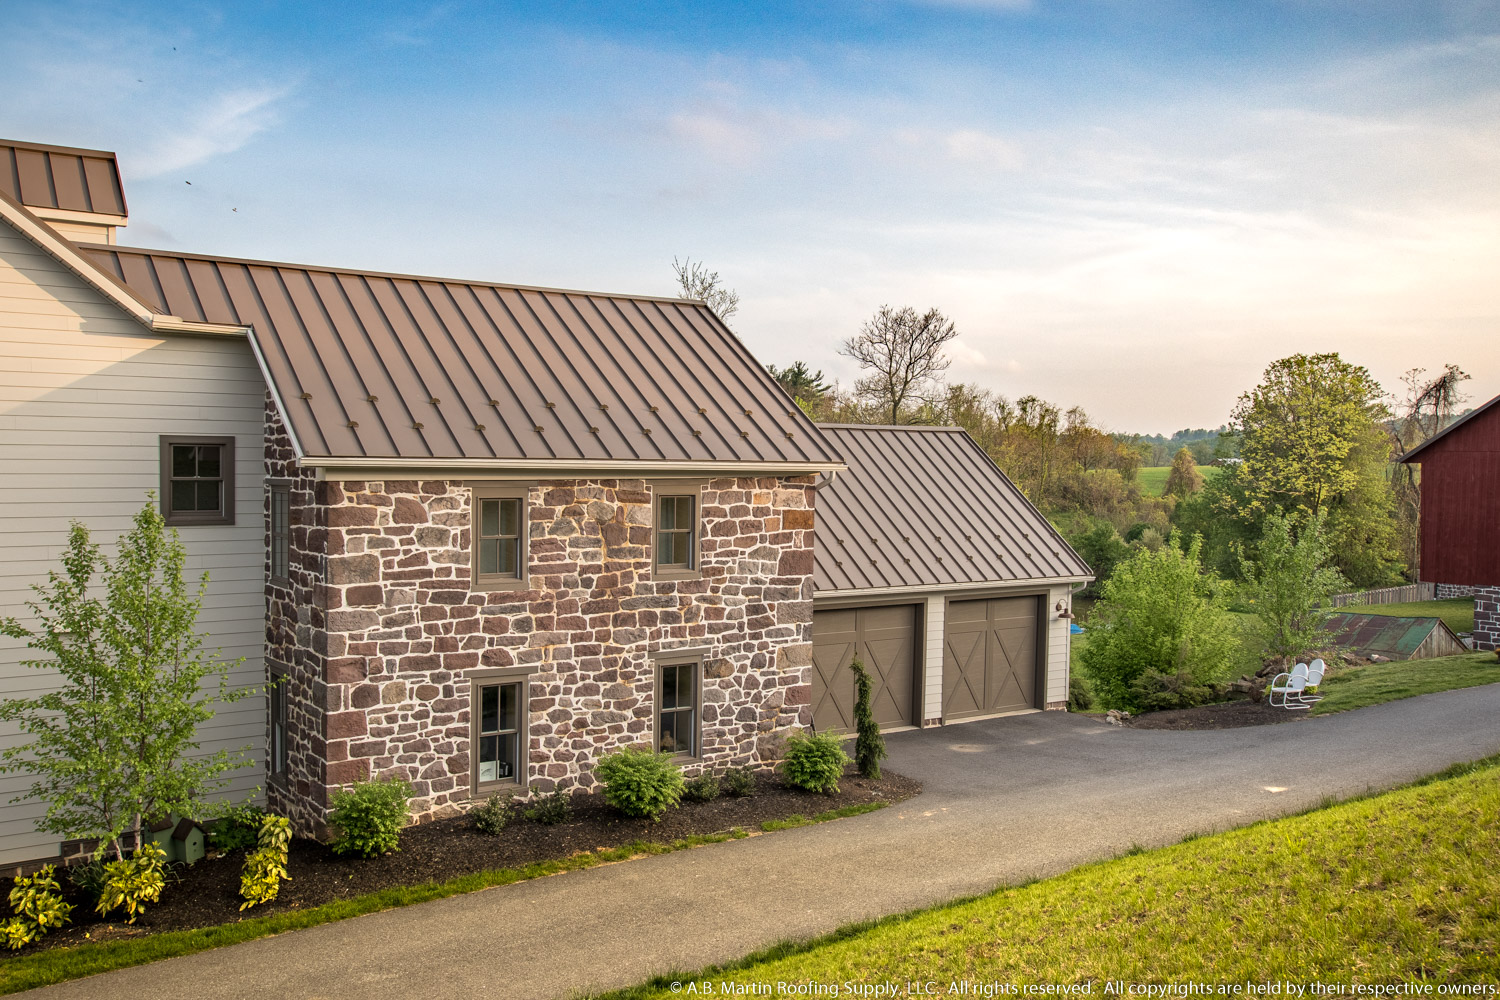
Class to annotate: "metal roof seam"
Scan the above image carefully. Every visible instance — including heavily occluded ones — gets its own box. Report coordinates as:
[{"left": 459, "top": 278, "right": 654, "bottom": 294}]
[
  {"left": 536, "top": 290, "right": 666, "bottom": 462},
  {"left": 450, "top": 283, "right": 555, "bottom": 460},
  {"left": 232, "top": 263, "right": 331, "bottom": 456},
  {"left": 956, "top": 431, "right": 1088, "bottom": 576},
  {"left": 821, "top": 433, "right": 910, "bottom": 589},
  {"left": 387, "top": 279, "right": 480, "bottom": 457},
  {"left": 842, "top": 431, "right": 942, "bottom": 587},
  {"left": 411, "top": 281, "right": 504, "bottom": 459},
  {"left": 362, "top": 275, "right": 456, "bottom": 458},
  {"left": 614, "top": 297, "right": 732, "bottom": 460},
  {"left": 651, "top": 301, "right": 774, "bottom": 464},
  {"left": 269, "top": 266, "right": 363, "bottom": 455},
  {"left": 296, "top": 269, "right": 391, "bottom": 455},
  {"left": 568, "top": 294, "right": 684, "bottom": 460},
  {"left": 944, "top": 438, "right": 1050, "bottom": 578},
  {"left": 427, "top": 281, "right": 524, "bottom": 457},
  {"left": 878, "top": 429, "right": 999, "bottom": 583},
  {"left": 505, "top": 286, "right": 615, "bottom": 460}
]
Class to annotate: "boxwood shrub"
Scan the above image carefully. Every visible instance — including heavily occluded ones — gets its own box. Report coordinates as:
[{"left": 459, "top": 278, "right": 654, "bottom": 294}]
[
  {"left": 329, "top": 776, "right": 411, "bottom": 857},
  {"left": 780, "top": 731, "right": 850, "bottom": 795},
  {"left": 595, "top": 746, "right": 685, "bottom": 820}
]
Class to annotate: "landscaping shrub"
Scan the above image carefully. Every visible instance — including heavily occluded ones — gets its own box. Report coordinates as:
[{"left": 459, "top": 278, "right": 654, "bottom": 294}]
[
  {"left": 849, "top": 656, "right": 887, "bottom": 780},
  {"left": 780, "top": 731, "right": 850, "bottom": 795},
  {"left": 472, "top": 793, "right": 512, "bottom": 835},
  {"left": 329, "top": 777, "right": 411, "bottom": 858},
  {"left": 95, "top": 841, "right": 168, "bottom": 924},
  {"left": 682, "top": 773, "right": 721, "bottom": 803},
  {"left": 1080, "top": 534, "right": 1241, "bottom": 713},
  {"left": 3, "top": 865, "right": 72, "bottom": 950},
  {"left": 238, "top": 814, "right": 292, "bottom": 911},
  {"left": 595, "top": 747, "right": 685, "bottom": 821},
  {"left": 209, "top": 804, "right": 268, "bottom": 852},
  {"left": 1129, "top": 669, "right": 1224, "bottom": 712},
  {"left": 1068, "top": 672, "right": 1095, "bottom": 712},
  {"left": 1238, "top": 510, "right": 1349, "bottom": 661},
  {"left": 720, "top": 765, "right": 756, "bottom": 798},
  {"left": 523, "top": 790, "right": 573, "bottom": 825},
  {"left": 65, "top": 857, "right": 109, "bottom": 903}
]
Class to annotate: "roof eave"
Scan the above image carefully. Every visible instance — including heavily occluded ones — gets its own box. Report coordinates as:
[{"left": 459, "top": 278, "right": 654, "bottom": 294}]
[
  {"left": 813, "top": 574, "right": 1095, "bottom": 600},
  {"left": 1400, "top": 392, "right": 1500, "bottom": 462},
  {"left": 302, "top": 457, "right": 847, "bottom": 480}
]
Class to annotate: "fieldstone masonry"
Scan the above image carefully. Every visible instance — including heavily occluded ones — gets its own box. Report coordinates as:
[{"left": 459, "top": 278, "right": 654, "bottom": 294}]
[
  {"left": 1436, "top": 583, "right": 1481, "bottom": 600},
  {"left": 264, "top": 399, "right": 817, "bottom": 835},
  {"left": 1474, "top": 587, "right": 1499, "bottom": 651}
]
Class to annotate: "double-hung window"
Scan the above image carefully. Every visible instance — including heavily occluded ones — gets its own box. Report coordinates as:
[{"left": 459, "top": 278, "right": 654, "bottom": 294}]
[
  {"left": 652, "top": 483, "right": 702, "bottom": 581},
  {"left": 269, "top": 483, "right": 291, "bottom": 582},
  {"left": 472, "top": 673, "right": 529, "bottom": 792},
  {"left": 160, "top": 436, "right": 235, "bottom": 525},
  {"left": 656, "top": 657, "right": 701, "bottom": 757},
  {"left": 471, "top": 486, "right": 528, "bottom": 589}
]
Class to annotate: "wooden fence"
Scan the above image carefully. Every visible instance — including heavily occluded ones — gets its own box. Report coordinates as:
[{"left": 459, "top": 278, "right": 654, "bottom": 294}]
[{"left": 1329, "top": 582, "right": 1437, "bottom": 607}]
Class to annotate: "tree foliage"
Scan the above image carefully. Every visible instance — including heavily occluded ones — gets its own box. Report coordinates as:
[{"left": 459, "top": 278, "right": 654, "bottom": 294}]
[
  {"left": 1214, "top": 353, "right": 1403, "bottom": 588},
  {"left": 839, "top": 305, "right": 958, "bottom": 424},
  {"left": 1164, "top": 447, "right": 1204, "bottom": 498},
  {"left": 672, "top": 256, "right": 740, "bottom": 321},
  {"left": 1238, "top": 510, "right": 1350, "bottom": 661},
  {"left": 1079, "top": 534, "right": 1241, "bottom": 712},
  {"left": 0, "top": 501, "right": 251, "bottom": 859},
  {"left": 848, "top": 655, "right": 887, "bottom": 779},
  {"left": 767, "top": 361, "right": 831, "bottom": 416}
]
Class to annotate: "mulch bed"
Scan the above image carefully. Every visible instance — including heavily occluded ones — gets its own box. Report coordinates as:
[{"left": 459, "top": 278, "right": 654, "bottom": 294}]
[
  {"left": 1124, "top": 699, "right": 1314, "bottom": 730},
  {"left": 1, "top": 768, "right": 919, "bottom": 955}
]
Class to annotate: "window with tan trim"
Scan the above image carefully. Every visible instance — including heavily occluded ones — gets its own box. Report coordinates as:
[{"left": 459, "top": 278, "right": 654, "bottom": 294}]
[
  {"left": 651, "top": 482, "right": 703, "bottom": 581},
  {"left": 471, "top": 485, "right": 529, "bottom": 589},
  {"left": 655, "top": 654, "right": 703, "bottom": 757},
  {"left": 470, "top": 670, "right": 530, "bottom": 793}
]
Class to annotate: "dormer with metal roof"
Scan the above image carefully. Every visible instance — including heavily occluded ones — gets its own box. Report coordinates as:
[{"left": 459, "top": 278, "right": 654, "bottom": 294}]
[{"left": 0, "top": 139, "right": 129, "bottom": 244}]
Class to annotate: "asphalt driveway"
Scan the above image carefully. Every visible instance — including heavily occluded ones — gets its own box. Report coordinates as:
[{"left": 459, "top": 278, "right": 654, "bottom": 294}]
[{"left": 30, "top": 683, "right": 1500, "bottom": 999}]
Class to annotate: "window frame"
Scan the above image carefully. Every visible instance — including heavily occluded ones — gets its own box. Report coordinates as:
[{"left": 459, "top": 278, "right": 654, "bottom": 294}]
[
  {"left": 267, "top": 665, "right": 288, "bottom": 786},
  {"left": 469, "top": 667, "right": 532, "bottom": 796},
  {"left": 653, "top": 652, "right": 704, "bottom": 759},
  {"left": 269, "top": 481, "right": 291, "bottom": 584},
  {"left": 650, "top": 481, "right": 704, "bottom": 582},
  {"left": 470, "top": 485, "right": 530, "bottom": 591},
  {"left": 159, "top": 435, "right": 236, "bottom": 526}
]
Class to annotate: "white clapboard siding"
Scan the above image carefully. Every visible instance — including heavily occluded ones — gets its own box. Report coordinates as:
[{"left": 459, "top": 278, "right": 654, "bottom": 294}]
[
  {"left": 0, "top": 222, "right": 267, "bottom": 866},
  {"left": 1045, "top": 585, "right": 1072, "bottom": 706}
]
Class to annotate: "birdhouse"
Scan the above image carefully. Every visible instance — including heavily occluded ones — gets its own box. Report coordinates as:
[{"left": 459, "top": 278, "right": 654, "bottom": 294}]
[{"left": 171, "top": 817, "right": 206, "bottom": 865}]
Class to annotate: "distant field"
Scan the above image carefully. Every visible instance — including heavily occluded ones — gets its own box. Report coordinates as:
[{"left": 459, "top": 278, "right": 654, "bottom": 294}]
[
  {"left": 1351, "top": 597, "right": 1475, "bottom": 634},
  {"left": 1138, "top": 464, "right": 1224, "bottom": 497}
]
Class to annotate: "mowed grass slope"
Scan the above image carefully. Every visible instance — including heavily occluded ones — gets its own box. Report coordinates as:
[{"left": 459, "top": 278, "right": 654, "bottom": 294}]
[
  {"left": 1137, "top": 464, "right": 1223, "bottom": 497},
  {"left": 1350, "top": 597, "right": 1475, "bottom": 635},
  {"left": 1311, "top": 651, "right": 1500, "bottom": 716},
  {"left": 608, "top": 759, "right": 1500, "bottom": 997}
]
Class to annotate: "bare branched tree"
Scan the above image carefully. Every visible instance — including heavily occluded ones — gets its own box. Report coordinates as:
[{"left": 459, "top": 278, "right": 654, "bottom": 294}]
[
  {"left": 1390, "top": 364, "right": 1471, "bottom": 573},
  {"left": 839, "top": 305, "right": 958, "bottom": 424},
  {"left": 672, "top": 257, "right": 740, "bottom": 322}
]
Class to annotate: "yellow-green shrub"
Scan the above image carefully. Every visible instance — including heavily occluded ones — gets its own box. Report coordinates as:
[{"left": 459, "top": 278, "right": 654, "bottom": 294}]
[
  {"left": 239, "top": 814, "right": 292, "bottom": 910},
  {"left": 95, "top": 842, "right": 167, "bottom": 924},
  {"left": 3, "top": 865, "right": 73, "bottom": 950}
]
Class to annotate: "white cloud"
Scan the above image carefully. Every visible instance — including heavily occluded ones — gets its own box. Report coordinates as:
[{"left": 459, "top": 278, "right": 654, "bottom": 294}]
[
  {"left": 134, "top": 86, "right": 293, "bottom": 178},
  {"left": 944, "top": 129, "right": 1024, "bottom": 171}
]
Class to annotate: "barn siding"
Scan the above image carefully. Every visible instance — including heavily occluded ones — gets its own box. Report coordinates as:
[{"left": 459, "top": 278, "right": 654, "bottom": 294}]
[
  {"left": 0, "top": 222, "right": 267, "bottom": 866},
  {"left": 1413, "top": 399, "right": 1500, "bottom": 589}
]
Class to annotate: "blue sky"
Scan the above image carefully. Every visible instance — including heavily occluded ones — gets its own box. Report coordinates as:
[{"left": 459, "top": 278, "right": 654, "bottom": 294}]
[{"left": 4, "top": 0, "right": 1498, "bottom": 433}]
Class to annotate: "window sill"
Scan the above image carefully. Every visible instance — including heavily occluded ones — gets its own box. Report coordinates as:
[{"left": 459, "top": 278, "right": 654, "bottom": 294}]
[
  {"left": 654, "top": 568, "right": 702, "bottom": 582},
  {"left": 472, "top": 778, "right": 524, "bottom": 798},
  {"left": 472, "top": 577, "right": 530, "bottom": 593}
]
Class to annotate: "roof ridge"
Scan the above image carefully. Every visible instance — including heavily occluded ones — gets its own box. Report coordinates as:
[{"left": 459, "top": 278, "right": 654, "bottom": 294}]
[
  {"left": 0, "top": 137, "right": 119, "bottom": 159},
  {"left": 819, "top": 422, "right": 965, "bottom": 433},
  {"left": 79, "top": 242, "right": 707, "bottom": 307}
]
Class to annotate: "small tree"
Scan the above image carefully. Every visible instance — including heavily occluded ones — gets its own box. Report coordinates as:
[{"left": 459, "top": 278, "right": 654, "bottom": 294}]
[
  {"left": 1163, "top": 447, "right": 1204, "bottom": 498},
  {"left": 0, "top": 500, "right": 251, "bottom": 859},
  {"left": 672, "top": 256, "right": 740, "bottom": 321},
  {"left": 840, "top": 305, "right": 958, "bottom": 424},
  {"left": 1080, "top": 534, "right": 1241, "bottom": 712},
  {"left": 848, "top": 656, "right": 887, "bottom": 779},
  {"left": 1239, "top": 510, "right": 1349, "bottom": 661}
]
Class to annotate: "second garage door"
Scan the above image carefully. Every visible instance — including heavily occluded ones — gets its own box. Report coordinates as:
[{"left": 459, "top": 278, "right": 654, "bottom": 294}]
[
  {"left": 943, "top": 596, "right": 1040, "bottom": 722},
  {"left": 811, "top": 605, "right": 918, "bottom": 734}
]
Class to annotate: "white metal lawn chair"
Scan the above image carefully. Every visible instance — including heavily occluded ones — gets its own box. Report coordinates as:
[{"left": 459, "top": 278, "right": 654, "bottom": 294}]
[
  {"left": 1269, "top": 662, "right": 1310, "bottom": 709},
  {"left": 1297, "top": 658, "right": 1328, "bottom": 705}
]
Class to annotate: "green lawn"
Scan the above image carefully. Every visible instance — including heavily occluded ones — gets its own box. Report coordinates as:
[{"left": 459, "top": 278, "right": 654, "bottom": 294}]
[
  {"left": 604, "top": 757, "right": 1500, "bottom": 997},
  {"left": 1346, "top": 596, "right": 1475, "bottom": 634},
  {"left": 1311, "top": 650, "right": 1500, "bottom": 716},
  {"left": 1137, "top": 464, "right": 1223, "bottom": 497}
]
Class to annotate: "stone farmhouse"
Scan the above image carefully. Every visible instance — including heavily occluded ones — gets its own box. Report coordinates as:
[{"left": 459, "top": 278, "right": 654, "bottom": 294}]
[{"left": 0, "top": 137, "right": 1089, "bottom": 865}]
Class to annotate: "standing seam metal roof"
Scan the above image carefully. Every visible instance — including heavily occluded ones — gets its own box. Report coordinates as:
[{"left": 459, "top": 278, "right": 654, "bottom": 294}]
[
  {"left": 814, "top": 424, "right": 1093, "bottom": 593},
  {"left": 77, "top": 244, "right": 843, "bottom": 469},
  {"left": 0, "top": 139, "right": 127, "bottom": 218}
]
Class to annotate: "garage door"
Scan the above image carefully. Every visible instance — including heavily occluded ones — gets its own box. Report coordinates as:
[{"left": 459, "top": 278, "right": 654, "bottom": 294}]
[
  {"left": 943, "top": 596, "right": 1040, "bottom": 721},
  {"left": 811, "top": 605, "right": 918, "bottom": 734}
]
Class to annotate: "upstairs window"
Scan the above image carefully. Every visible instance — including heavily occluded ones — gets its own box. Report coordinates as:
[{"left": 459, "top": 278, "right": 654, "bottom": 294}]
[
  {"left": 653, "top": 486, "right": 702, "bottom": 580},
  {"left": 471, "top": 486, "right": 528, "bottom": 589},
  {"left": 159, "top": 436, "right": 235, "bottom": 526},
  {"left": 270, "top": 484, "right": 290, "bottom": 582}
]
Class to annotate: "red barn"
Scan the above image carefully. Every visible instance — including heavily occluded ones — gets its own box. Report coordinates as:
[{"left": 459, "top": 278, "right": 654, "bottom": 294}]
[{"left": 1402, "top": 393, "right": 1500, "bottom": 650}]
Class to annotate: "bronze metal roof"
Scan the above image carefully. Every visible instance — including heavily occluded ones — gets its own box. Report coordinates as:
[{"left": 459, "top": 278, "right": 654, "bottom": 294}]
[
  {"left": 814, "top": 424, "right": 1093, "bottom": 594},
  {"left": 0, "top": 139, "right": 127, "bottom": 218},
  {"left": 79, "top": 244, "right": 842, "bottom": 471}
]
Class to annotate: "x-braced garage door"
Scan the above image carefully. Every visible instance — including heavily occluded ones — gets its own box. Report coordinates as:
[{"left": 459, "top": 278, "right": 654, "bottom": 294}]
[
  {"left": 943, "top": 596, "right": 1041, "bottom": 722},
  {"left": 811, "top": 605, "right": 918, "bottom": 734}
]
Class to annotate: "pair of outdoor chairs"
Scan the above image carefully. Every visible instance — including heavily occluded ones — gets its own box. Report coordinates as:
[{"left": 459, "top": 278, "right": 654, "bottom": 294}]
[{"left": 1268, "top": 658, "right": 1327, "bottom": 709}]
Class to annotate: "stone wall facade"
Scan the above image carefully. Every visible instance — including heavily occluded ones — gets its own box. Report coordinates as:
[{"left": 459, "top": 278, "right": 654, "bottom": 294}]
[
  {"left": 1436, "top": 583, "right": 1481, "bottom": 600},
  {"left": 1474, "top": 587, "right": 1499, "bottom": 651},
  {"left": 265, "top": 399, "right": 816, "bottom": 835}
]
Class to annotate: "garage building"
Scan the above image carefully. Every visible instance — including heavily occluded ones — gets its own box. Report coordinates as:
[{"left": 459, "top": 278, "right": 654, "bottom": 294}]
[{"left": 811, "top": 425, "right": 1094, "bottom": 732}]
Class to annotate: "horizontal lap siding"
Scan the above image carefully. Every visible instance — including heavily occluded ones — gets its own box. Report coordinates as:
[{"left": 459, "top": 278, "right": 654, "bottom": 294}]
[
  {"left": 0, "top": 225, "right": 267, "bottom": 866},
  {"left": 1046, "top": 585, "right": 1071, "bottom": 706}
]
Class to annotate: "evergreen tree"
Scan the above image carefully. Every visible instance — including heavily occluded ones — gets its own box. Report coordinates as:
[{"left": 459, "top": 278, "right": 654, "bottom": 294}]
[{"left": 849, "top": 655, "right": 887, "bottom": 779}]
